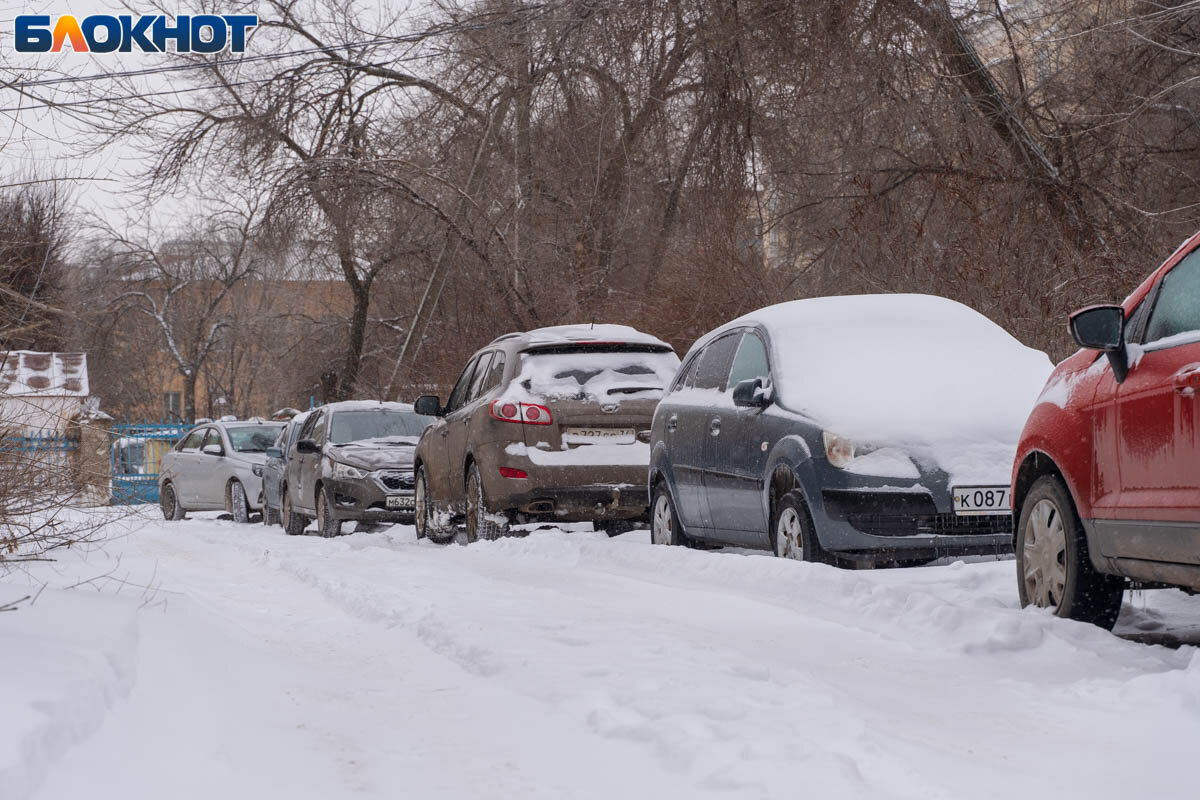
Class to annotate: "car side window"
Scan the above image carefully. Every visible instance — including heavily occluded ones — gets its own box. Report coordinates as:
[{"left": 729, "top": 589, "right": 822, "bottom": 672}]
[
  {"left": 467, "top": 352, "right": 494, "bottom": 402},
  {"left": 726, "top": 332, "right": 770, "bottom": 388},
  {"left": 671, "top": 354, "right": 700, "bottom": 391},
  {"left": 1144, "top": 248, "right": 1200, "bottom": 344},
  {"left": 692, "top": 334, "right": 741, "bottom": 391},
  {"left": 300, "top": 411, "right": 322, "bottom": 442},
  {"left": 178, "top": 429, "right": 204, "bottom": 451},
  {"left": 446, "top": 356, "right": 481, "bottom": 413},
  {"left": 311, "top": 413, "right": 327, "bottom": 446},
  {"left": 481, "top": 351, "right": 506, "bottom": 394},
  {"left": 201, "top": 428, "right": 221, "bottom": 452}
]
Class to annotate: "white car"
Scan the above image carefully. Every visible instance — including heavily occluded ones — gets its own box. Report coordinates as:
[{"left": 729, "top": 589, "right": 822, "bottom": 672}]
[{"left": 158, "top": 420, "right": 286, "bottom": 523}]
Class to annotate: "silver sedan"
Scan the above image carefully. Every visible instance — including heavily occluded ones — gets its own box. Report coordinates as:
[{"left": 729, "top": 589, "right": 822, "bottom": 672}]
[{"left": 158, "top": 420, "right": 285, "bottom": 523}]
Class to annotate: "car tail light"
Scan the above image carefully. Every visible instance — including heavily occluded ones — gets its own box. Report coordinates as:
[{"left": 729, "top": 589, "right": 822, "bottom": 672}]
[
  {"left": 490, "top": 399, "right": 553, "bottom": 425},
  {"left": 499, "top": 466, "right": 528, "bottom": 479}
]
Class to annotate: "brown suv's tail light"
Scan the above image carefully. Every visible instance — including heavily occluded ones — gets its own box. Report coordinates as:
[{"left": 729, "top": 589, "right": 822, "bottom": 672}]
[
  {"left": 489, "top": 399, "right": 553, "bottom": 425},
  {"left": 499, "top": 466, "right": 528, "bottom": 479}
]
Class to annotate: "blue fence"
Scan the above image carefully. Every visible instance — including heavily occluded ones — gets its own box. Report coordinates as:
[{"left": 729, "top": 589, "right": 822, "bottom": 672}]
[
  {"left": 110, "top": 422, "right": 189, "bottom": 505},
  {"left": 0, "top": 434, "right": 76, "bottom": 466}
]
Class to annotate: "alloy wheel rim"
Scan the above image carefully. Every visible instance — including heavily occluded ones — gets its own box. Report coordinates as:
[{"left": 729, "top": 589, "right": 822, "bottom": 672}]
[
  {"left": 162, "top": 486, "right": 174, "bottom": 516},
  {"left": 651, "top": 494, "right": 672, "bottom": 545},
  {"left": 777, "top": 507, "right": 803, "bottom": 560},
  {"left": 1024, "top": 498, "right": 1068, "bottom": 608}
]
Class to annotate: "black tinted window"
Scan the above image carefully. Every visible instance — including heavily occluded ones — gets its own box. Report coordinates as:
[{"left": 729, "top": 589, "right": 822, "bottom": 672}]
[
  {"left": 1146, "top": 248, "right": 1200, "bottom": 343},
  {"left": 481, "top": 352, "right": 506, "bottom": 394},
  {"left": 727, "top": 333, "right": 770, "bottom": 388},
  {"left": 467, "top": 353, "right": 494, "bottom": 402},
  {"left": 446, "top": 356, "right": 480, "bottom": 412},
  {"left": 693, "top": 334, "right": 740, "bottom": 390}
]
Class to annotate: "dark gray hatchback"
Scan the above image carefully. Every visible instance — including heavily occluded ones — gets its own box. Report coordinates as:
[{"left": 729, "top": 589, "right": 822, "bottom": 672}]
[{"left": 648, "top": 295, "right": 1054, "bottom": 566}]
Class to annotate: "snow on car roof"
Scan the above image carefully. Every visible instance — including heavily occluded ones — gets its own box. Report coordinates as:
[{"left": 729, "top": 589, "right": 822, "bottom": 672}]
[
  {"left": 316, "top": 400, "right": 418, "bottom": 413},
  {"left": 706, "top": 294, "right": 1054, "bottom": 483},
  {"left": 497, "top": 324, "right": 671, "bottom": 350}
]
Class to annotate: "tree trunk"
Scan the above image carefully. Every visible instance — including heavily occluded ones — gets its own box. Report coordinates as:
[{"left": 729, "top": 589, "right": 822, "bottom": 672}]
[
  {"left": 335, "top": 280, "right": 371, "bottom": 401},
  {"left": 182, "top": 370, "right": 197, "bottom": 423}
]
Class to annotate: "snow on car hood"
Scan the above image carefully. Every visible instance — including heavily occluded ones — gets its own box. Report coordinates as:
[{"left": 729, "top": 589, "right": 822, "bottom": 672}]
[
  {"left": 328, "top": 441, "right": 415, "bottom": 471},
  {"left": 724, "top": 294, "right": 1054, "bottom": 484}
]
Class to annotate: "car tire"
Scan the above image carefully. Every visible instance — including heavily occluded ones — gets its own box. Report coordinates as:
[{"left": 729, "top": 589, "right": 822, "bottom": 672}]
[
  {"left": 316, "top": 486, "right": 343, "bottom": 538},
  {"left": 465, "top": 462, "right": 507, "bottom": 543},
  {"left": 772, "top": 491, "right": 830, "bottom": 564},
  {"left": 416, "top": 466, "right": 455, "bottom": 545},
  {"left": 160, "top": 481, "right": 185, "bottom": 521},
  {"left": 227, "top": 480, "right": 251, "bottom": 524},
  {"left": 282, "top": 488, "right": 308, "bottom": 536},
  {"left": 1016, "top": 474, "right": 1124, "bottom": 629},
  {"left": 650, "top": 481, "right": 688, "bottom": 547},
  {"left": 263, "top": 500, "right": 280, "bottom": 527}
]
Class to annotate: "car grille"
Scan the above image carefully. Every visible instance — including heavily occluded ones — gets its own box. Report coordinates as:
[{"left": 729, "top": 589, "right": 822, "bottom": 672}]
[
  {"left": 375, "top": 470, "right": 415, "bottom": 491},
  {"left": 845, "top": 513, "right": 1012, "bottom": 538}
]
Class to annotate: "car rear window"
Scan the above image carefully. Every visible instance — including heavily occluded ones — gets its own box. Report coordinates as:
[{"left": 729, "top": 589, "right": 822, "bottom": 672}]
[
  {"left": 517, "top": 346, "right": 680, "bottom": 399},
  {"left": 226, "top": 424, "right": 285, "bottom": 453},
  {"left": 328, "top": 410, "right": 433, "bottom": 444}
]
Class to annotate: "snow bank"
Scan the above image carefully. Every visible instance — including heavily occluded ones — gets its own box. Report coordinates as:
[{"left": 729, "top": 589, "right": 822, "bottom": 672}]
[
  {"left": 723, "top": 295, "right": 1054, "bottom": 483},
  {"left": 0, "top": 588, "right": 139, "bottom": 800}
]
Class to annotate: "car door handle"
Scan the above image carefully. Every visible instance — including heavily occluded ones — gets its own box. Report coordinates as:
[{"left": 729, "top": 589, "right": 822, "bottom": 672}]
[
  {"left": 710, "top": 418, "right": 721, "bottom": 436},
  {"left": 1174, "top": 367, "right": 1200, "bottom": 395},
  {"left": 666, "top": 414, "right": 678, "bottom": 433}
]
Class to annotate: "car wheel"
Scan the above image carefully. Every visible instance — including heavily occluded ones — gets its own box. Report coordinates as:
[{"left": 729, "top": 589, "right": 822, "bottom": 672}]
[
  {"left": 465, "top": 463, "right": 507, "bottom": 543},
  {"left": 650, "top": 482, "right": 687, "bottom": 546},
  {"left": 316, "top": 487, "right": 343, "bottom": 538},
  {"left": 416, "top": 466, "right": 455, "bottom": 545},
  {"left": 160, "top": 482, "right": 185, "bottom": 521},
  {"left": 1017, "top": 475, "right": 1124, "bottom": 629},
  {"left": 282, "top": 488, "right": 308, "bottom": 536},
  {"left": 262, "top": 500, "right": 280, "bottom": 527},
  {"left": 772, "top": 491, "right": 829, "bottom": 563},
  {"left": 227, "top": 480, "right": 251, "bottom": 524}
]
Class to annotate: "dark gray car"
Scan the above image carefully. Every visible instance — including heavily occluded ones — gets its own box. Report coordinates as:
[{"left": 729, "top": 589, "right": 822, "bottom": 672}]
[
  {"left": 261, "top": 410, "right": 311, "bottom": 526},
  {"left": 278, "top": 401, "right": 433, "bottom": 537},
  {"left": 648, "top": 295, "right": 1053, "bottom": 566}
]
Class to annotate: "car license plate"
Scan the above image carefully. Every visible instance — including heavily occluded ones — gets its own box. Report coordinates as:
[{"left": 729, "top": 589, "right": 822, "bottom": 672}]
[
  {"left": 564, "top": 427, "right": 635, "bottom": 444},
  {"left": 952, "top": 486, "right": 1011, "bottom": 516},
  {"left": 385, "top": 495, "right": 414, "bottom": 510}
]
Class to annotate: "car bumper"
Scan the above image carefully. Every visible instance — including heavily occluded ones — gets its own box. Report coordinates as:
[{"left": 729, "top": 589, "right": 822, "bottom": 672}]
[
  {"left": 325, "top": 477, "right": 415, "bottom": 522},
  {"left": 808, "top": 479, "right": 1014, "bottom": 562},
  {"left": 483, "top": 443, "right": 652, "bottom": 522}
]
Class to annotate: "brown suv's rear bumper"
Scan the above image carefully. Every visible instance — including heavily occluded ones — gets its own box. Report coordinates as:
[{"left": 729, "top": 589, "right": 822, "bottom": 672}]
[
  {"left": 504, "top": 483, "right": 649, "bottom": 522},
  {"left": 482, "top": 441, "right": 651, "bottom": 522}
]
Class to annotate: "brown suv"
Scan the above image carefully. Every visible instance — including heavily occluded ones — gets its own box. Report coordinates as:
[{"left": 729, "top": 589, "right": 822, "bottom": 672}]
[{"left": 412, "top": 325, "right": 680, "bottom": 543}]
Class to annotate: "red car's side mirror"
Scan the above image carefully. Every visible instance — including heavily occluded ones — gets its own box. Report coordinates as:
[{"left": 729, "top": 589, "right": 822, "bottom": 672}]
[{"left": 1069, "top": 305, "right": 1129, "bottom": 383}]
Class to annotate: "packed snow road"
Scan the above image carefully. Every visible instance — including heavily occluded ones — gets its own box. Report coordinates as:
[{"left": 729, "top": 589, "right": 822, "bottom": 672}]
[{"left": 6, "top": 510, "right": 1200, "bottom": 800}]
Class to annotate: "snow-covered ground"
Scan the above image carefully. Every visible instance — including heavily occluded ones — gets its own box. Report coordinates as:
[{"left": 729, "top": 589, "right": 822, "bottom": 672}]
[{"left": 5, "top": 508, "right": 1200, "bottom": 800}]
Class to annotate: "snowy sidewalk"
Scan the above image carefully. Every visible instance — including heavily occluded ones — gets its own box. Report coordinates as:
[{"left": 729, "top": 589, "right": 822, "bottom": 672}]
[{"left": 5, "top": 510, "right": 1200, "bottom": 799}]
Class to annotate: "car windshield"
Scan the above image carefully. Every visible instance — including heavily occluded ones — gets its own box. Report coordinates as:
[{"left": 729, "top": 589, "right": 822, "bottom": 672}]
[
  {"left": 518, "top": 347, "right": 680, "bottom": 399},
  {"left": 226, "top": 424, "right": 285, "bottom": 453},
  {"left": 328, "top": 409, "right": 433, "bottom": 445}
]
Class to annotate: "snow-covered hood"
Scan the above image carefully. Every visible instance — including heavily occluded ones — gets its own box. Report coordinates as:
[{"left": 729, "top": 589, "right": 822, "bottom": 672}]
[
  {"left": 326, "top": 442, "right": 415, "bottom": 471},
  {"left": 718, "top": 294, "right": 1055, "bottom": 485}
]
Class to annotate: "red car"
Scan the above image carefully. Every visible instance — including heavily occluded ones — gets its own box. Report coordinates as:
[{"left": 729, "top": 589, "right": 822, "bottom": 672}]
[{"left": 1012, "top": 232, "right": 1200, "bottom": 628}]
